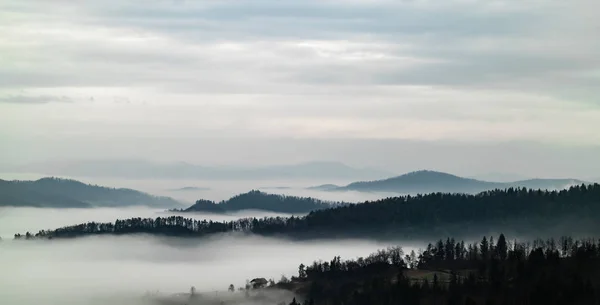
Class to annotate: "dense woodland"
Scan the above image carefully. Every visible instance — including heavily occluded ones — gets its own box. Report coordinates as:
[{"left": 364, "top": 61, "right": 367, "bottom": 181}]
[
  {"left": 15, "top": 184, "right": 600, "bottom": 240},
  {"left": 180, "top": 190, "right": 345, "bottom": 214},
  {"left": 272, "top": 234, "right": 600, "bottom": 305}
]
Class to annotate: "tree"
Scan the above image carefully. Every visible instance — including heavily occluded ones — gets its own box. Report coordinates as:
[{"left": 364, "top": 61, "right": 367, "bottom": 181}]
[
  {"left": 405, "top": 250, "right": 417, "bottom": 269},
  {"left": 388, "top": 246, "right": 405, "bottom": 267},
  {"left": 298, "top": 263, "right": 307, "bottom": 279},
  {"left": 497, "top": 233, "right": 508, "bottom": 260},
  {"left": 280, "top": 275, "right": 290, "bottom": 284},
  {"left": 481, "top": 236, "right": 490, "bottom": 259},
  {"left": 435, "top": 239, "right": 445, "bottom": 261},
  {"left": 228, "top": 284, "right": 235, "bottom": 292}
]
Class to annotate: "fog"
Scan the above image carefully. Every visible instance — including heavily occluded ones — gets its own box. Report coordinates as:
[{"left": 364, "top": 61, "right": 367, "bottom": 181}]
[
  {"left": 0, "top": 234, "right": 417, "bottom": 305},
  {"left": 0, "top": 172, "right": 397, "bottom": 203},
  {"left": 0, "top": 207, "right": 422, "bottom": 305}
]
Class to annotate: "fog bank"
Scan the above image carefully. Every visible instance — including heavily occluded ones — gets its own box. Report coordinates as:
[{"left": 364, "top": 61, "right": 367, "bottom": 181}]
[{"left": 0, "top": 234, "right": 419, "bottom": 305}]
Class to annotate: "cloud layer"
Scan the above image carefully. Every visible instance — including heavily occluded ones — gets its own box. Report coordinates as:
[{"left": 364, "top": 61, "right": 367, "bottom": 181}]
[{"left": 0, "top": 0, "right": 599, "bottom": 169}]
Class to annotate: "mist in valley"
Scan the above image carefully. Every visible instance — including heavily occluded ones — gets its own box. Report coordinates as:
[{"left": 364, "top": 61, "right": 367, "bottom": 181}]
[
  {"left": 0, "top": 232, "right": 419, "bottom": 304},
  {"left": 0, "top": 207, "right": 423, "bottom": 305},
  {"left": 0, "top": 172, "right": 395, "bottom": 204}
]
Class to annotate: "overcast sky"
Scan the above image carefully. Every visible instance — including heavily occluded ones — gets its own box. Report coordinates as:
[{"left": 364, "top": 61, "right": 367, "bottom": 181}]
[{"left": 1, "top": 0, "right": 599, "bottom": 177}]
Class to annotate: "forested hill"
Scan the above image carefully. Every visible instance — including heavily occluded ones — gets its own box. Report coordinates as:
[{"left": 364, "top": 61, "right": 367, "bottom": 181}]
[
  {"left": 332, "top": 170, "right": 585, "bottom": 194},
  {"left": 0, "top": 177, "right": 182, "bottom": 208},
  {"left": 340, "top": 170, "right": 499, "bottom": 194},
  {"left": 181, "top": 190, "right": 346, "bottom": 214},
  {"left": 16, "top": 184, "right": 600, "bottom": 240},
  {"left": 270, "top": 234, "right": 600, "bottom": 305}
]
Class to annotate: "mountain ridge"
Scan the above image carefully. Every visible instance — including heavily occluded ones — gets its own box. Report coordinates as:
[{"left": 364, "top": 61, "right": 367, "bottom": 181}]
[
  {"left": 0, "top": 177, "right": 183, "bottom": 208},
  {"left": 323, "top": 170, "right": 586, "bottom": 194}
]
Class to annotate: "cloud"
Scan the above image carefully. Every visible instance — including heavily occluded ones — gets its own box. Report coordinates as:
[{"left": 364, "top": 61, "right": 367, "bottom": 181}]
[{"left": 0, "top": 0, "right": 598, "bottom": 158}]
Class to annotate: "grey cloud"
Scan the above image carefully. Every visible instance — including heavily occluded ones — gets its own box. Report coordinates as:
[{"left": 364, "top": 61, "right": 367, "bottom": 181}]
[{"left": 2, "top": 0, "right": 597, "bottom": 100}]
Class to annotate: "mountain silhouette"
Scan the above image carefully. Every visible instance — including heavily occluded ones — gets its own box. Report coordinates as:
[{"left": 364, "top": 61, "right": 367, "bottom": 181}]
[
  {"left": 0, "top": 177, "right": 182, "bottom": 208},
  {"left": 325, "top": 170, "right": 586, "bottom": 194}
]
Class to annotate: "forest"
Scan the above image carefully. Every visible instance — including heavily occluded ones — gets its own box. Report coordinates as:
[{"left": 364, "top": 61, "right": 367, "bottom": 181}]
[
  {"left": 14, "top": 184, "right": 600, "bottom": 240},
  {"left": 268, "top": 234, "right": 600, "bottom": 305}
]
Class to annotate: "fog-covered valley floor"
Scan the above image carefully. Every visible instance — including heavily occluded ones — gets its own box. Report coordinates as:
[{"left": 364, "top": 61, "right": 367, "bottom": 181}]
[{"left": 0, "top": 207, "right": 421, "bottom": 305}]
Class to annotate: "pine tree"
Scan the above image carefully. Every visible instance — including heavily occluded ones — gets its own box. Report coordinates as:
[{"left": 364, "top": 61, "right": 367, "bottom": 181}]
[
  {"left": 497, "top": 234, "right": 508, "bottom": 260},
  {"left": 481, "top": 236, "right": 490, "bottom": 259}
]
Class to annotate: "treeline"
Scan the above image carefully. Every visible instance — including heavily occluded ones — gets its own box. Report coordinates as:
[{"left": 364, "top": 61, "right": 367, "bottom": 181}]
[
  {"left": 180, "top": 190, "right": 345, "bottom": 214},
  {"left": 280, "top": 234, "right": 600, "bottom": 305},
  {"left": 15, "top": 184, "right": 600, "bottom": 240}
]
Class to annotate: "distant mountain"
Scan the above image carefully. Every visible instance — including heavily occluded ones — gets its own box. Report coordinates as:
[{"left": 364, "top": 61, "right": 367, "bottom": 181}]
[
  {"left": 323, "top": 170, "right": 587, "bottom": 194},
  {"left": 14, "top": 159, "right": 392, "bottom": 180},
  {"left": 306, "top": 184, "right": 341, "bottom": 191},
  {"left": 0, "top": 177, "right": 182, "bottom": 208},
  {"left": 182, "top": 190, "right": 347, "bottom": 214},
  {"left": 339, "top": 170, "right": 500, "bottom": 194},
  {"left": 168, "top": 186, "right": 211, "bottom": 192}
]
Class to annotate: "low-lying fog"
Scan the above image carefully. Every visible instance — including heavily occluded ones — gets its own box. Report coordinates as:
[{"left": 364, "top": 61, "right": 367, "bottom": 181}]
[{"left": 0, "top": 207, "right": 422, "bottom": 305}]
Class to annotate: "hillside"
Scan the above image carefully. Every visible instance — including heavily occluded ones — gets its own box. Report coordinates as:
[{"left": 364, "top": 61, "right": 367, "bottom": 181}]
[
  {"left": 183, "top": 190, "right": 345, "bottom": 214},
  {"left": 19, "top": 184, "right": 600, "bottom": 240},
  {"left": 331, "top": 170, "right": 586, "bottom": 194},
  {"left": 0, "top": 177, "right": 182, "bottom": 208}
]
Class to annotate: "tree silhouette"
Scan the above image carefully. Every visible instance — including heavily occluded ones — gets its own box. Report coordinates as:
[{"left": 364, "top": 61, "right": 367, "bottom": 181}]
[{"left": 496, "top": 233, "right": 508, "bottom": 260}]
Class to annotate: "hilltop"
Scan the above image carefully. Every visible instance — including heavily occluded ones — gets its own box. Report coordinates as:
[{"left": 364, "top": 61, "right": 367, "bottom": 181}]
[{"left": 182, "top": 190, "right": 346, "bottom": 214}]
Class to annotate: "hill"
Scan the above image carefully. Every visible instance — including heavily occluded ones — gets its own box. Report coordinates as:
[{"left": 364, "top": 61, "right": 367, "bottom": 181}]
[
  {"left": 306, "top": 184, "right": 340, "bottom": 191},
  {"left": 18, "top": 184, "right": 600, "bottom": 240},
  {"left": 328, "top": 170, "right": 586, "bottom": 194},
  {"left": 182, "top": 190, "right": 346, "bottom": 214},
  {"left": 168, "top": 186, "right": 211, "bottom": 192},
  {"left": 0, "top": 177, "right": 182, "bottom": 208}
]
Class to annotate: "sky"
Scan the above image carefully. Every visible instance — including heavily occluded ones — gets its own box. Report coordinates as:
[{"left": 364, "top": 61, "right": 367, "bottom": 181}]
[{"left": 1, "top": 0, "right": 599, "bottom": 178}]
